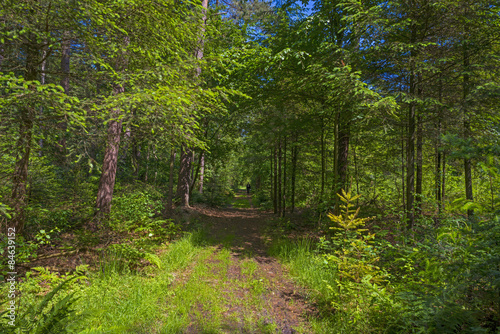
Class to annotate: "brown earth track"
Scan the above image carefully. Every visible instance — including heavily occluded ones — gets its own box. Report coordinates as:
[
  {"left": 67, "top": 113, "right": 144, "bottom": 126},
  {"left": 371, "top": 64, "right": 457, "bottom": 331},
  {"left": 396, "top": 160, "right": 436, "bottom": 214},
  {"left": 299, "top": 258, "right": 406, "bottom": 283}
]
[{"left": 183, "top": 191, "right": 316, "bottom": 334}]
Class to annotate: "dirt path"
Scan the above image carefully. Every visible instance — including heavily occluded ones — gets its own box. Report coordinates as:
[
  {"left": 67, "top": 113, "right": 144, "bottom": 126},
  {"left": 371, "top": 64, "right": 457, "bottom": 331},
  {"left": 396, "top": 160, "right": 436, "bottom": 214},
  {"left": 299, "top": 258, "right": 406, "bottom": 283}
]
[{"left": 179, "top": 190, "right": 315, "bottom": 333}]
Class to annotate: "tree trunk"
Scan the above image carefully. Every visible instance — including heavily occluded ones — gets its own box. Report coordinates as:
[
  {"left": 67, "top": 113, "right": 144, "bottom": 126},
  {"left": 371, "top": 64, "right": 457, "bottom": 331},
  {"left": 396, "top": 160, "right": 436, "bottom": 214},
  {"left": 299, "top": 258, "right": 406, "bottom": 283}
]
[
  {"left": 270, "top": 147, "right": 274, "bottom": 211},
  {"left": 320, "top": 122, "right": 325, "bottom": 199},
  {"left": 401, "top": 125, "right": 406, "bottom": 211},
  {"left": 353, "top": 135, "right": 360, "bottom": 206},
  {"left": 435, "top": 81, "right": 443, "bottom": 215},
  {"left": 175, "top": 0, "right": 208, "bottom": 207},
  {"left": 11, "top": 37, "right": 38, "bottom": 235},
  {"left": 144, "top": 145, "right": 150, "bottom": 182},
  {"left": 176, "top": 146, "right": 192, "bottom": 207},
  {"left": 95, "top": 84, "right": 125, "bottom": 219},
  {"left": 199, "top": 152, "right": 205, "bottom": 194},
  {"left": 291, "top": 140, "right": 298, "bottom": 213},
  {"left": 463, "top": 43, "right": 474, "bottom": 218},
  {"left": 442, "top": 151, "right": 446, "bottom": 211},
  {"left": 167, "top": 148, "right": 176, "bottom": 212},
  {"left": 282, "top": 136, "right": 287, "bottom": 217},
  {"left": 273, "top": 143, "right": 278, "bottom": 214},
  {"left": 337, "top": 118, "right": 350, "bottom": 196},
  {"left": 132, "top": 140, "right": 140, "bottom": 179},
  {"left": 278, "top": 135, "right": 282, "bottom": 216},
  {"left": 406, "top": 25, "right": 417, "bottom": 229},
  {"left": 58, "top": 31, "right": 70, "bottom": 158},
  {"left": 190, "top": 151, "right": 203, "bottom": 197},
  {"left": 416, "top": 116, "right": 423, "bottom": 215}
]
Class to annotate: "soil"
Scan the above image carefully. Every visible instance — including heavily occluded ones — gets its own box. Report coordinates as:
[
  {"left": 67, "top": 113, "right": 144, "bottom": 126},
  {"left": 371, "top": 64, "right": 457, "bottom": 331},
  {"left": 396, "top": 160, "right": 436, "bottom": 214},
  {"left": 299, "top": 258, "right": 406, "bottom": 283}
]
[
  {"left": 181, "top": 191, "right": 317, "bottom": 333},
  {"left": 17, "top": 190, "right": 318, "bottom": 333}
]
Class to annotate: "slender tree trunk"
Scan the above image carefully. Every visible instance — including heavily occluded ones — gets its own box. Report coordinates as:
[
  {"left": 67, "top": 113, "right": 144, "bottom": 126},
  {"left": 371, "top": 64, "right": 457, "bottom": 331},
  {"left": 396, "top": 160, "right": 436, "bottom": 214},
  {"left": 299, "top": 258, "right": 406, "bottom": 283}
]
[
  {"left": 463, "top": 43, "right": 474, "bottom": 218},
  {"left": 353, "top": 135, "right": 360, "bottom": 206},
  {"left": 167, "top": 148, "right": 176, "bottom": 212},
  {"left": 190, "top": 151, "right": 203, "bottom": 197},
  {"left": 94, "top": 35, "right": 129, "bottom": 225},
  {"left": 406, "top": 26, "right": 417, "bottom": 229},
  {"left": 176, "top": 147, "right": 192, "bottom": 207},
  {"left": 271, "top": 147, "right": 275, "bottom": 213},
  {"left": 291, "top": 140, "right": 298, "bottom": 213},
  {"left": 337, "top": 118, "right": 350, "bottom": 196},
  {"left": 402, "top": 126, "right": 406, "bottom": 211},
  {"left": 435, "top": 82, "right": 443, "bottom": 215},
  {"left": 320, "top": 122, "right": 325, "bottom": 199},
  {"left": 144, "top": 145, "right": 150, "bottom": 182},
  {"left": 442, "top": 151, "right": 446, "bottom": 211},
  {"left": 38, "top": 47, "right": 47, "bottom": 157},
  {"left": 132, "top": 140, "right": 139, "bottom": 179},
  {"left": 333, "top": 112, "right": 340, "bottom": 213},
  {"left": 406, "top": 103, "right": 416, "bottom": 229},
  {"left": 11, "top": 37, "right": 38, "bottom": 235},
  {"left": 176, "top": 0, "right": 208, "bottom": 207},
  {"left": 416, "top": 116, "right": 423, "bottom": 215},
  {"left": 95, "top": 84, "right": 125, "bottom": 219},
  {"left": 273, "top": 143, "right": 278, "bottom": 214},
  {"left": 199, "top": 152, "right": 205, "bottom": 194},
  {"left": 278, "top": 135, "right": 282, "bottom": 216},
  {"left": 57, "top": 31, "right": 70, "bottom": 158},
  {"left": 282, "top": 136, "right": 287, "bottom": 217}
]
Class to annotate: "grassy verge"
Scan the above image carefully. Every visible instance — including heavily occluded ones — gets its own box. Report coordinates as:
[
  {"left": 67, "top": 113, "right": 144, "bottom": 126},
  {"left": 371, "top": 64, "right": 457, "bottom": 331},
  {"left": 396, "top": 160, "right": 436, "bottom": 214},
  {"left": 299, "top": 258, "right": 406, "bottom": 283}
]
[
  {"left": 268, "top": 238, "right": 339, "bottom": 333},
  {"left": 2, "top": 230, "right": 301, "bottom": 333}
]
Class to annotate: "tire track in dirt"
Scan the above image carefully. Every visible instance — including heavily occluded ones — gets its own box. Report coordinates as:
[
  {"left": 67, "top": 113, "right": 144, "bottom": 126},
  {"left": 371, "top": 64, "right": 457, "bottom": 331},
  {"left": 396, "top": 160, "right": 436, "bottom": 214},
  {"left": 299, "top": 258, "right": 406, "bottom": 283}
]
[{"left": 183, "top": 191, "right": 316, "bottom": 333}]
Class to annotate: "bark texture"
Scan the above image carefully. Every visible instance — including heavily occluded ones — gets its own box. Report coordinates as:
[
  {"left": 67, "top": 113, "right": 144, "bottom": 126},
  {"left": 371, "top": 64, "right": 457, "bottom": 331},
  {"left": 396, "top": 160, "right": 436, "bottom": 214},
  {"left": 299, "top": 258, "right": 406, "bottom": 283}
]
[
  {"left": 95, "top": 85, "right": 124, "bottom": 217},
  {"left": 11, "top": 37, "right": 38, "bottom": 235}
]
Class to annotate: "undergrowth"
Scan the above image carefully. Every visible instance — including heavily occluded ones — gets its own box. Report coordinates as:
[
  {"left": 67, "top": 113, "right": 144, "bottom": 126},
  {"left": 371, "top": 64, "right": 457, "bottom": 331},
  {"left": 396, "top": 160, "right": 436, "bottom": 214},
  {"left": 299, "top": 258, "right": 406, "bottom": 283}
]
[{"left": 270, "top": 191, "right": 500, "bottom": 333}]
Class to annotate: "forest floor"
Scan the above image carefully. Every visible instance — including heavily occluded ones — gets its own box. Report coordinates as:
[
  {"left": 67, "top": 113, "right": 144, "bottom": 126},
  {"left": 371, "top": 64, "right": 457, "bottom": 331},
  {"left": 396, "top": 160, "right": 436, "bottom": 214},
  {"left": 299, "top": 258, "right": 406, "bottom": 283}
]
[
  {"left": 12, "top": 190, "right": 321, "bottom": 333},
  {"left": 170, "top": 190, "right": 317, "bottom": 333}
]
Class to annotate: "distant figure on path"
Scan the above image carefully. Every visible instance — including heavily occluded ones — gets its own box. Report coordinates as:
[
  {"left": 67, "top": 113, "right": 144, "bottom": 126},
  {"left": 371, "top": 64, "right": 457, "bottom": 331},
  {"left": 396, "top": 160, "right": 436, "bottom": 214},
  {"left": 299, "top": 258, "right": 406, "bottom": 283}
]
[{"left": 246, "top": 183, "right": 251, "bottom": 194}]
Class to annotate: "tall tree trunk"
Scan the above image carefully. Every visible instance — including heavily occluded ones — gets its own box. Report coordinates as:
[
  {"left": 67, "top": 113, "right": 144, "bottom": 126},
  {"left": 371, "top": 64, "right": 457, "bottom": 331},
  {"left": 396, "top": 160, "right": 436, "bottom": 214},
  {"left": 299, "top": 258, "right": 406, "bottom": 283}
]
[
  {"left": 435, "top": 81, "right": 443, "bottom": 215},
  {"left": 291, "top": 140, "right": 298, "bottom": 213},
  {"left": 144, "top": 145, "right": 150, "bottom": 182},
  {"left": 337, "top": 118, "right": 350, "bottom": 196},
  {"left": 176, "top": 0, "right": 208, "bottom": 207},
  {"left": 273, "top": 143, "right": 278, "bottom": 214},
  {"left": 401, "top": 125, "right": 406, "bottom": 211},
  {"left": 57, "top": 31, "right": 70, "bottom": 158},
  {"left": 282, "top": 136, "right": 287, "bottom": 217},
  {"left": 94, "top": 35, "right": 129, "bottom": 224},
  {"left": 353, "top": 135, "right": 360, "bottom": 206},
  {"left": 132, "top": 139, "right": 140, "bottom": 179},
  {"left": 278, "top": 135, "right": 282, "bottom": 216},
  {"left": 190, "top": 151, "right": 203, "bottom": 197},
  {"left": 333, "top": 112, "right": 339, "bottom": 213},
  {"left": 11, "top": 37, "right": 38, "bottom": 235},
  {"left": 199, "top": 152, "right": 205, "bottom": 194},
  {"left": 406, "top": 101, "right": 416, "bottom": 229},
  {"left": 176, "top": 147, "right": 192, "bottom": 207},
  {"left": 95, "top": 84, "right": 125, "bottom": 219},
  {"left": 416, "top": 116, "right": 423, "bottom": 215},
  {"left": 167, "top": 148, "right": 176, "bottom": 212},
  {"left": 38, "top": 47, "right": 47, "bottom": 157},
  {"left": 270, "top": 147, "right": 275, "bottom": 213},
  {"left": 406, "top": 26, "right": 417, "bottom": 229},
  {"left": 442, "top": 151, "right": 446, "bottom": 211},
  {"left": 320, "top": 122, "right": 325, "bottom": 199},
  {"left": 463, "top": 42, "right": 474, "bottom": 218}
]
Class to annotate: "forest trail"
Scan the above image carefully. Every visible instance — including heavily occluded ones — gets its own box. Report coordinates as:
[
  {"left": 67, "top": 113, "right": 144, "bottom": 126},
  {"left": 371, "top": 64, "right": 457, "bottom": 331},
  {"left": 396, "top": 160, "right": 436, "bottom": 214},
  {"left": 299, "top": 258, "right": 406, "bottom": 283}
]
[{"left": 172, "top": 190, "right": 315, "bottom": 333}]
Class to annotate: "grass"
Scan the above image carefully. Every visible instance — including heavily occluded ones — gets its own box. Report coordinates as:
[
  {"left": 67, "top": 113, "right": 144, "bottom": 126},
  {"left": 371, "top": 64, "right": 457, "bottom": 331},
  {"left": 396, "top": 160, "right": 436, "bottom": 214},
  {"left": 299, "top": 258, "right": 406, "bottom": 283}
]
[
  {"left": 2, "top": 229, "right": 308, "bottom": 333},
  {"left": 74, "top": 232, "right": 205, "bottom": 333},
  {"left": 231, "top": 195, "right": 252, "bottom": 209},
  {"left": 268, "top": 237, "right": 340, "bottom": 333}
]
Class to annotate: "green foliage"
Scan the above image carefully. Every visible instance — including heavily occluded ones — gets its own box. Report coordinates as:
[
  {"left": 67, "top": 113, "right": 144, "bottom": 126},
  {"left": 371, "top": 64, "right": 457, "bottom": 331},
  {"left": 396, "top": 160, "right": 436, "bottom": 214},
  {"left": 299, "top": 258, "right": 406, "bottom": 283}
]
[{"left": 0, "top": 276, "right": 86, "bottom": 333}]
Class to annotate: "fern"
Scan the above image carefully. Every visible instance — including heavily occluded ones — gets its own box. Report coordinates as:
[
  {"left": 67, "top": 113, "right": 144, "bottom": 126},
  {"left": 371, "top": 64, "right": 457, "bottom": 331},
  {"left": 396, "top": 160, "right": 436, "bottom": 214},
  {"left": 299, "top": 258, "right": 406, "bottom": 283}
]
[{"left": 0, "top": 276, "right": 86, "bottom": 333}]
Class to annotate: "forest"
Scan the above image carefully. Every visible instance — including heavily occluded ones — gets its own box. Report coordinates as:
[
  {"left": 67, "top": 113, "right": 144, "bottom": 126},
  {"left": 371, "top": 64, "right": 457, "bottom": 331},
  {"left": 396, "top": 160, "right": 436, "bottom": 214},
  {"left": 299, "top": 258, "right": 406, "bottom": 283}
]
[{"left": 0, "top": 0, "right": 499, "bottom": 333}]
